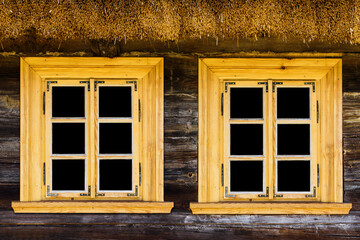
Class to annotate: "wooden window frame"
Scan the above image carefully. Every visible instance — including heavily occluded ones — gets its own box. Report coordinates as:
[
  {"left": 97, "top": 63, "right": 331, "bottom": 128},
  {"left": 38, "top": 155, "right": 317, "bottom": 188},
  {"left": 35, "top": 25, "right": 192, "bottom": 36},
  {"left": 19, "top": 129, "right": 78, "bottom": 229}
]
[
  {"left": 12, "top": 57, "right": 173, "bottom": 213},
  {"left": 45, "top": 79, "right": 140, "bottom": 199},
  {"left": 191, "top": 58, "right": 352, "bottom": 214},
  {"left": 223, "top": 80, "right": 318, "bottom": 201}
]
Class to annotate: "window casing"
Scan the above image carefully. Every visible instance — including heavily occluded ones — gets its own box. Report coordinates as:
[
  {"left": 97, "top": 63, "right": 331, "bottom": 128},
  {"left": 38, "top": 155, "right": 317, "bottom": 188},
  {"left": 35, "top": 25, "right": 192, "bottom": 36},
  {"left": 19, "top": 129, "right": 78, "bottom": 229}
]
[
  {"left": 191, "top": 58, "right": 352, "bottom": 214},
  {"left": 12, "top": 57, "right": 173, "bottom": 213}
]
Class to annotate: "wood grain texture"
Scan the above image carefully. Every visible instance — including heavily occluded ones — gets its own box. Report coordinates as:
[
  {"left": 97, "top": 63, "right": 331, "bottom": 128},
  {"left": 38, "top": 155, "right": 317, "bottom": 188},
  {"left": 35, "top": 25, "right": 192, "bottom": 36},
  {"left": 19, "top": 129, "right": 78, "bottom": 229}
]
[
  {"left": 190, "top": 202, "right": 352, "bottom": 215},
  {"left": 0, "top": 52, "right": 359, "bottom": 238},
  {"left": 12, "top": 201, "right": 174, "bottom": 213}
]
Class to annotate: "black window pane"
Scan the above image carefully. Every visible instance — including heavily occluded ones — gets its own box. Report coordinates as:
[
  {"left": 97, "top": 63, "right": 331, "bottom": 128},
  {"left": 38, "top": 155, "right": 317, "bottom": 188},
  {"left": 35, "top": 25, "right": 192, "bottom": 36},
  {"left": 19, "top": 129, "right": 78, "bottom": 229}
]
[
  {"left": 230, "top": 124, "right": 263, "bottom": 155},
  {"left": 52, "top": 87, "right": 85, "bottom": 117},
  {"left": 99, "top": 159, "right": 132, "bottom": 191},
  {"left": 277, "top": 160, "right": 310, "bottom": 192},
  {"left": 230, "top": 161, "right": 263, "bottom": 192},
  {"left": 99, "top": 123, "right": 132, "bottom": 154},
  {"left": 230, "top": 88, "right": 263, "bottom": 118},
  {"left": 52, "top": 123, "right": 85, "bottom": 154},
  {"left": 52, "top": 159, "right": 85, "bottom": 191},
  {"left": 277, "top": 124, "right": 310, "bottom": 155},
  {"left": 99, "top": 87, "right": 132, "bottom": 117},
  {"left": 277, "top": 88, "right": 310, "bottom": 119}
]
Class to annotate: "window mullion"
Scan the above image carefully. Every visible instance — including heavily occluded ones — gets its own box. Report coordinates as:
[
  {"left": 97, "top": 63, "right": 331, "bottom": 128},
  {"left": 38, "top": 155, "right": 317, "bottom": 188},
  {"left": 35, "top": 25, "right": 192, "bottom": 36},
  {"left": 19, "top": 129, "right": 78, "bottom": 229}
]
[
  {"left": 89, "top": 78, "right": 96, "bottom": 198},
  {"left": 268, "top": 80, "right": 275, "bottom": 200}
]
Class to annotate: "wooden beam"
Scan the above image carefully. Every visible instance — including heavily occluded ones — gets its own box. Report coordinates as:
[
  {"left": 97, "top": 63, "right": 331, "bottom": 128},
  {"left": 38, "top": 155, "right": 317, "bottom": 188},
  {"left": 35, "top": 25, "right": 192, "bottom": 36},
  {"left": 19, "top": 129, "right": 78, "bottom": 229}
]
[{"left": 190, "top": 202, "right": 352, "bottom": 215}]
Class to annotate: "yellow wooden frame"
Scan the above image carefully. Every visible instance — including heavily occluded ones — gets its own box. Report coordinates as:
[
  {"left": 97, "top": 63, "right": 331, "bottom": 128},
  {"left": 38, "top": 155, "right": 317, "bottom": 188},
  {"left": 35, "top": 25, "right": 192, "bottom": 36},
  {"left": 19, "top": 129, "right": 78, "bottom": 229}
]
[
  {"left": 12, "top": 57, "right": 173, "bottom": 213},
  {"left": 44, "top": 79, "right": 140, "bottom": 200},
  {"left": 191, "top": 58, "right": 352, "bottom": 214}
]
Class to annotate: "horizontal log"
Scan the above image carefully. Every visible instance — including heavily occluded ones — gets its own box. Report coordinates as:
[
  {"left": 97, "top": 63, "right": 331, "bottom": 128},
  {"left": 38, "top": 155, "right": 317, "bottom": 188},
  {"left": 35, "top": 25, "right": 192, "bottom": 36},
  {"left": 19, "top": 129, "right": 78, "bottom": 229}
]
[
  {"left": 344, "top": 161, "right": 360, "bottom": 181},
  {"left": 0, "top": 183, "right": 359, "bottom": 238},
  {"left": 0, "top": 182, "right": 357, "bottom": 224},
  {"left": 343, "top": 56, "right": 360, "bottom": 93},
  {"left": 0, "top": 164, "right": 19, "bottom": 184},
  {"left": 0, "top": 76, "right": 19, "bottom": 95},
  {"left": 343, "top": 92, "right": 360, "bottom": 137},
  {"left": 0, "top": 184, "right": 18, "bottom": 210},
  {"left": 344, "top": 137, "right": 360, "bottom": 162},
  {"left": 165, "top": 93, "right": 198, "bottom": 117},
  {"left": 0, "top": 216, "right": 359, "bottom": 240},
  {"left": 164, "top": 136, "right": 197, "bottom": 152},
  {"left": 0, "top": 137, "right": 19, "bottom": 164},
  {"left": 0, "top": 94, "right": 19, "bottom": 116},
  {"left": 344, "top": 181, "right": 360, "bottom": 211},
  {"left": 164, "top": 56, "right": 198, "bottom": 94}
]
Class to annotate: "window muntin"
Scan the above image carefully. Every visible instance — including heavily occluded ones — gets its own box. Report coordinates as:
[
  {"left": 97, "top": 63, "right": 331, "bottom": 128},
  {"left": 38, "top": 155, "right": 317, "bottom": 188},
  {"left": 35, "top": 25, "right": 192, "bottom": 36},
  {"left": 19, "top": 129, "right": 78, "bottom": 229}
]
[
  {"left": 45, "top": 79, "right": 140, "bottom": 199},
  {"left": 223, "top": 80, "right": 318, "bottom": 200}
]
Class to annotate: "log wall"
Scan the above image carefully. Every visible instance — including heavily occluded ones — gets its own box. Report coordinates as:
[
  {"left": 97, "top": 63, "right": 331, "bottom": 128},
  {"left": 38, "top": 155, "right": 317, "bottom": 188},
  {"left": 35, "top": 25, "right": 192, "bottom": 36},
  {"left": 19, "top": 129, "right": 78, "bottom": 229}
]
[{"left": 0, "top": 38, "right": 359, "bottom": 239}]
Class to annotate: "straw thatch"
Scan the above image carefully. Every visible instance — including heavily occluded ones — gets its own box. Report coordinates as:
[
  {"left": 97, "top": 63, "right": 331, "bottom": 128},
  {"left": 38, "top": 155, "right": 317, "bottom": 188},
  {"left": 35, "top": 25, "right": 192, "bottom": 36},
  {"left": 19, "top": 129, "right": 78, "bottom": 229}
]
[{"left": 0, "top": 0, "right": 359, "bottom": 44}]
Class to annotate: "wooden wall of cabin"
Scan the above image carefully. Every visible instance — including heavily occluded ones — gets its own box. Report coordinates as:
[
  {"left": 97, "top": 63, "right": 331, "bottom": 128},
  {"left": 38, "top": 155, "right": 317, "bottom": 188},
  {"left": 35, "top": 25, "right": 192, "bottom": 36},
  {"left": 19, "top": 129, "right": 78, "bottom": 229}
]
[{"left": 0, "top": 38, "right": 359, "bottom": 239}]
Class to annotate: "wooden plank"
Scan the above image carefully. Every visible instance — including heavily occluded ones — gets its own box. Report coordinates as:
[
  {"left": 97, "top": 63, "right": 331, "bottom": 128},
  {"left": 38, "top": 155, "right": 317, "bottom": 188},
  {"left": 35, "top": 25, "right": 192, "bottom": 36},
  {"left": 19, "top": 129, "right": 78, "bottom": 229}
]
[
  {"left": 164, "top": 93, "right": 197, "bottom": 117},
  {"left": 0, "top": 137, "right": 19, "bottom": 163},
  {"left": 213, "top": 68, "right": 330, "bottom": 80},
  {"left": 0, "top": 75, "right": 19, "bottom": 95},
  {"left": 320, "top": 74, "right": 331, "bottom": 202},
  {"left": 28, "top": 72, "right": 42, "bottom": 201},
  {"left": 32, "top": 67, "right": 153, "bottom": 79},
  {"left": 23, "top": 57, "right": 163, "bottom": 67},
  {"left": 12, "top": 201, "right": 174, "bottom": 213},
  {"left": 190, "top": 202, "right": 352, "bottom": 215},
  {"left": 20, "top": 58, "right": 29, "bottom": 201},
  {"left": 0, "top": 207, "right": 359, "bottom": 225},
  {"left": 206, "top": 70, "right": 220, "bottom": 202},
  {"left": 0, "top": 222, "right": 360, "bottom": 240},
  {"left": 343, "top": 92, "right": 360, "bottom": 137},
  {"left": 0, "top": 164, "right": 19, "bottom": 183},
  {"left": 334, "top": 60, "right": 343, "bottom": 202},
  {"left": 198, "top": 59, "right": 208, "bottom": 202},
  {"left": 202, "top": 58, "right": 340, "bottom": 68},
  {"left": 155, "top": 58, "right": 164, "bottom": 201}
]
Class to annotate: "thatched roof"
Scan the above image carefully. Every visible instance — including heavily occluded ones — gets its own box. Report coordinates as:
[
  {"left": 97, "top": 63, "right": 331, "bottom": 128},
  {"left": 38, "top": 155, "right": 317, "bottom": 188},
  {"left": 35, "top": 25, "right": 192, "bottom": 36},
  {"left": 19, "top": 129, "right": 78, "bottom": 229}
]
[{"left": 0, "top": 0, "right": 359, "bottom": 44}]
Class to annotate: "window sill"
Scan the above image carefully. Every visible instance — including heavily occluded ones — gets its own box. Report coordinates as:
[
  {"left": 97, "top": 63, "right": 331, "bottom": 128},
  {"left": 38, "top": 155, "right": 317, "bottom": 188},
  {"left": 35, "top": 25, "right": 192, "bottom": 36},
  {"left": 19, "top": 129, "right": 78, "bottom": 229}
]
[
  {"left": 12, "top": 201, "right": 174, "bottom": 214},
  {"left": 190, "top": 202, "right": 352, "bottom": 215}
]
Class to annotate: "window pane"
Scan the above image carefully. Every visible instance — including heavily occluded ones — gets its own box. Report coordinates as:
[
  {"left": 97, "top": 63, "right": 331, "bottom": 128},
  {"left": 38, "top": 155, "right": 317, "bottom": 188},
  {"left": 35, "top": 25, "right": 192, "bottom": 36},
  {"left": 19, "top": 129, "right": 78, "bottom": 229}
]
[
  {"left": 99, "top": 86, "right": 132, "bottom": 117},
  {"left": 52, "top": 159, "right": 85, "bottom": 191},
  {"left": 230, "top": 88, "right": 263, "bottom": 118},
  {"left": 277, "top": 124, "right": 310, "bottom": 155},
  {"left": 277, "top": 88, "right": 310, "bottom": 119},
  {"left": 52, "top": 86, "right": 85, "bottom": 117},
  {"left": 99, "top": 123, "right": 132, "bottom": 154},
  {"left": 230, "top": 161, "right": 263, "bottom": 192},
  {"left": 230, "top": 124, "right": 263, "bottom": 155},
  {"left": 277, "top": 160, "right": 310, "bottom": 192},
  {"left": 52, "top": 123, "right": 85, "bottom": 154},
  {"left": 99, "top": 159, "right": 132, "bottom": 191}
]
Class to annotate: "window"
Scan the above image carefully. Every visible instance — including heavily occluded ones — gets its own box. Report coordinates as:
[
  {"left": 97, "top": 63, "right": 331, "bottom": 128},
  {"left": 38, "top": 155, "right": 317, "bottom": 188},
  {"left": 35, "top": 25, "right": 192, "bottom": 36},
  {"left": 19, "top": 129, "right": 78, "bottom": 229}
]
[
  {"left": 224, "top": 80, "right": 317, "bottom": 200},
  {"left": 191, "top": 58, "right": 352, "bottom": 214},
  {"left": 12, "top": 57, "right": 173, "bottom": 213},
  {"left": 46, "top": 80, "right": 139, "bottom": 199}
]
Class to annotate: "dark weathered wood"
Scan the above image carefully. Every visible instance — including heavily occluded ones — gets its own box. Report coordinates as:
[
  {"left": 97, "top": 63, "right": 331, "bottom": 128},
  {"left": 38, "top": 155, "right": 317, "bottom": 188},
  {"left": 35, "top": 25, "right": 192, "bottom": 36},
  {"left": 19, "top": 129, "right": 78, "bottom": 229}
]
[
  {"left": 0, "top": 164, "right": 19, "bottom": 184},
  {"left": 0, "top": 50, "right": 360, "bottom": 239},
  {"left": 0, "top": 219, "right": 359, "bottom": 240},
  {"left": 343, "top": 55, "right": 360, "bottom": 93},
  {"left": 0, "top": 138, "right": 19, "bottom": 164},
  {"left": 344, "top": 181, "right": 360, "bottom": 211},
  {"left": 343, "top": 93, "right": 360, "bottom": 137},
  {"left": 344, "top": 161, "right": 360, "bottom": 181}
]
